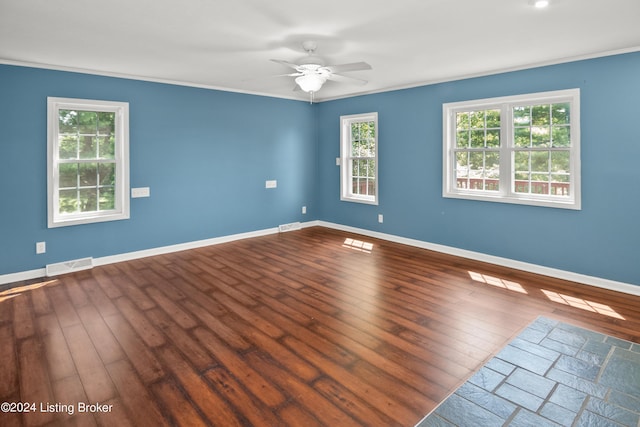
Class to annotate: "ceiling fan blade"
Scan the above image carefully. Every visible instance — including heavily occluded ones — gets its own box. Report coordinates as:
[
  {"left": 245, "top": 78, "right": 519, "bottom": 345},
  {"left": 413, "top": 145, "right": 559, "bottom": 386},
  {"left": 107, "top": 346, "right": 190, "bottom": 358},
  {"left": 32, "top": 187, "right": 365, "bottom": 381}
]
[
  {"left": 326, "top": 73, "right": 368, "bottom": 85},
  {"left": 275, "top": 73, "right": 303, "bottom": 77},
  {"left": 270, "top": 59, "right": 301, "bottom": 70},
  {"left": 242, "top": 72, "right": 301, "bottom": 82},
  {"left": 324, "top": 62, "right": 372, "bottom": 74}
]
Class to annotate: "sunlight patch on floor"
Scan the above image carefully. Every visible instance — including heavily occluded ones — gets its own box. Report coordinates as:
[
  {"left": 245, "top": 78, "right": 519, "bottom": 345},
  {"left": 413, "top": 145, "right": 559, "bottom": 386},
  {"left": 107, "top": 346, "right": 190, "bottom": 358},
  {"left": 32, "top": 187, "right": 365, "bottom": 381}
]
[
  {"left": 343, "top": 238, "right": 374, "bottom": 253},
  {"left": 468, "top": 271, "right": 528, "bottom": 294},
  {"left": 541, "top": 290, "right": 625, "bottom": 320},
  {"left": 0, "top": 279, "right": 59, "bottom": 303}
]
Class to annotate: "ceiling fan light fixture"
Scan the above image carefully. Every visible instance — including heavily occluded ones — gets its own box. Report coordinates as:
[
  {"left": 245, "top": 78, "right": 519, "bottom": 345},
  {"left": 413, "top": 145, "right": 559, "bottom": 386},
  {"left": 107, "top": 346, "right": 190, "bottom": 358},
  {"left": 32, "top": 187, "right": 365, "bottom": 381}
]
[
  {"left": 529, "top": 0, "right": 551, "bottom": 8},
  {"left": 295, "top": 74, "right": 326, "bottom": 93}
]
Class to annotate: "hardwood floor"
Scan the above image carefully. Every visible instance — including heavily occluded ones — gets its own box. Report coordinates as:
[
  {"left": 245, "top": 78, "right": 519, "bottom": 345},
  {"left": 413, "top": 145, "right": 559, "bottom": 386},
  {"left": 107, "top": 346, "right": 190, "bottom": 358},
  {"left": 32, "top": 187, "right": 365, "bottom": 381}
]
[{"left": 1, "top": 226, "right": 639, "bottom": 426}]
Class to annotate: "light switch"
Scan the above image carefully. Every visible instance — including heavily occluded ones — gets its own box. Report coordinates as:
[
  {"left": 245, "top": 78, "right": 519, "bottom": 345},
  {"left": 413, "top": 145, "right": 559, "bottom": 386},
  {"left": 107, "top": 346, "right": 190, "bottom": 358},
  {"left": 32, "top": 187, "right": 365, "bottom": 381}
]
[{"left": 131, "top": 187, "right": 150, "bottom": 198}]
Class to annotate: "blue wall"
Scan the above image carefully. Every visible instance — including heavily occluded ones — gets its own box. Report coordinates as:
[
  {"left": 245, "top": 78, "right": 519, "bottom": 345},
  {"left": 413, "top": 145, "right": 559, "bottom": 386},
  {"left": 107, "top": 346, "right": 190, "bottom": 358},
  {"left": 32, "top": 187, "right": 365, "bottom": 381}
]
[
  {"left": 0, "top": 65, "right": 316, "bottom": 275},
  {"left": 2, "top": 52, "right": 639, "bottom": 286},
  {"left": 317, "top": 52, "right": 640, "bottom": 286}
]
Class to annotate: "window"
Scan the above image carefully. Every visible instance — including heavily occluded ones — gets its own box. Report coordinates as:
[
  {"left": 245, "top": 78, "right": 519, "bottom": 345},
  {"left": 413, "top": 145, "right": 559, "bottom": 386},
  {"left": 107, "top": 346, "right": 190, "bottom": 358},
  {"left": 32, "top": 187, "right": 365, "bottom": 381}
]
[
  {"left": 443, "top": 89, "right": 580, "bottom": 210},
  {"left": 340, "top": 112, "right": 378, "bottom": 204},
  {"left": 47, "top": 97, "right": 130, "bottom": 227}
]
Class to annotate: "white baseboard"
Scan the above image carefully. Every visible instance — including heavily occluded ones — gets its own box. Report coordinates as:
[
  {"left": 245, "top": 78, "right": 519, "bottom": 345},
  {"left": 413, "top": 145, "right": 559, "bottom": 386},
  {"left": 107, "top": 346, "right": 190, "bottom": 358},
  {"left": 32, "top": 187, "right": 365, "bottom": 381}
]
[
  {"left": 93, "top": 226, "right": 280, "bottom": 267},
  {"left": 0, "top": 226, "right": 280, "bottom": 286},
  {"left": 2, "top": 220, "right": 638, "bottom": 297},
  {"left": 0, "top": 268, "right": 46, "bottom": 287},
  {"left": 316, "top": 220, "right": 640, "bottom": 297}
]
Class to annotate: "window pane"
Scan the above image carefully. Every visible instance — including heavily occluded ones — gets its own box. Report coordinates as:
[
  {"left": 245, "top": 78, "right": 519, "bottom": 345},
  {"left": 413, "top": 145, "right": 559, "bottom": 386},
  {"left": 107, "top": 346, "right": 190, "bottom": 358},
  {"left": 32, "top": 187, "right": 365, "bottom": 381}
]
[
  {"left": 470, "top": 130, "right": 485, "bottom": 148},
  {"left": 486, "top": 129, "right": 500, "bottom": 148},
  {"left": 358, "top": 159, "right": 369, "bottom": 177},
  {"left": 485, "top": 152, "right": 500, "bottom": 177},
  {"left": 79, "top": 163, "right": 98, "bottom": 186},
  {"left": 456, "top": 152, "right": 469, "bottom": 187},
  {"left": 59, "top": 189, "right": 78, "bottom": 213},
  {"left": 97, "top": 111, "right": 115, "bottom": 134},
  {"left": 531, "top": 151, "right": 549, "bottom": 173},
  {"left": 365, "top": 122, "right": 375, "bottom": 139},
  {"left": 468, "top": 152, "right": 485, "bottom": 190},
  {"left": 79, "top": 188, "right": 97, "bottom": 212},
  {"left": 550, "top": 179, "right": 570, "bottom": 196},
  {"left": 367, "top": 179, "right": 376, "bottom": 196},
  {"left": 486, "top": 110, "right": 500, "bottom": 128},
  {"left": 531, "top": 126, "right": 550, "bottom": 147},
  {"left": 485, "top": 180, "right": 499, "bottom": 191},
  {"left": 552, "top": 126, "right": 570, "bottom": 147},
  {"left": 99, "top": 186, "right": 115, "bottom": 210},
  {"left": 59, "top": 110, "right": 78, "bottom": 133},
  {"left": 78, "top": 111, "right": 97, "bottom": 134},
  {"left": 470, "top": 111, "right": 485, "bottom": 128},
  {"left": 351, "top": 159, "right": 359, "bottom": 177},
  {"left": 484, "top": 152, "right": 500, "bottom": 191},
  {"left": 513, "top": 106, "right": 530, "bottom": 126},
  {"left": 456, "top": 112, "right": 469, "bottom": 129},
  {"left": 79, "top": 135, "right": 97, "bottom": 159},
  {"left": 350, "top": 123, "right": 358, "bottom": 139},
  {"left": 514, "top": 180, "right": 529, "bottom": 193},
  {"left": 550, "top": 151, "right": 570, "bottom": 173},
  {"left": 367, "top": 159, "right": 376, "bottom": 178},
  {"left": 97, "top": 136, "right": 116, "bottom": 159},
  {"left": 514, "top": 151, "right": 530, "bottom": 188},
  {"left": 59, "top": 163, "right": 78, "bottom": 188},
  {"left": 552, "top": 103, "right": 570, "bottom": 124},
  {"left": 99, "top": 163, "right": 116, "bottom": 186},
  {"left": 514, "top": 127, "right": 531, "bottom": 148},
  {"left": 352, "top": 177, "right": 359, "bottom": 194},
  {"left": 352, "top": 139, "right": 366, "bottom": 156},
  {"left": 59, "top": 134, "right": 78, "bottom": 159},
  {"left": 514, "top": 150, "right": 530, "bottom": 165},
  {"left": 456, "top": 130, "right": 469, "bottom": 148},
  {"left": 531, "top": 105, "right": 550, "bottom": 125}
]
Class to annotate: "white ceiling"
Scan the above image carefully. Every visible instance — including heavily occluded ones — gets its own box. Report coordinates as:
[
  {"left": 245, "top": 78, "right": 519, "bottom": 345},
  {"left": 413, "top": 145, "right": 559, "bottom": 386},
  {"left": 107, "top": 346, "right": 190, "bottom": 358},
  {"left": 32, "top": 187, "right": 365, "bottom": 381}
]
[{"left": 1, "top": 0, "right": 639, "bottom": 102}]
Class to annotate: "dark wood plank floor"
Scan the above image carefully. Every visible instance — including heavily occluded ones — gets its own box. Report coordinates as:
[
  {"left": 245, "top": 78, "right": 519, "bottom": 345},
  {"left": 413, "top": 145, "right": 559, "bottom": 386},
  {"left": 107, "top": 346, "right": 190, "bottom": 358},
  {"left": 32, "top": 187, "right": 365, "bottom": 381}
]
[{"left": 1, "top": 226, "right": 639, "bottom": 426}]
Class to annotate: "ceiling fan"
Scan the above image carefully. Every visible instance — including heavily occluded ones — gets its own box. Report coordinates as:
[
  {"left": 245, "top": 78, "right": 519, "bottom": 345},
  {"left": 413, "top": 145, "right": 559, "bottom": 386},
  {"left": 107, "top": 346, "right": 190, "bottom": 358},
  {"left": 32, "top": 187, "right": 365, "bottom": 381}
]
[{"left": 271, "top": 41, "right": 372, "bottom": 102}]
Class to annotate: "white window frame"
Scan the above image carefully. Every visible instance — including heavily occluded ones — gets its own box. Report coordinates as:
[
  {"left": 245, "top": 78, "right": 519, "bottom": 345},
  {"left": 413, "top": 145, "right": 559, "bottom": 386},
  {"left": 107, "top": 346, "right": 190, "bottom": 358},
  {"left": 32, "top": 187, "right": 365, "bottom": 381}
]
[
  {"left": 340, "top": 112, "right": 379, "bottom": 205},
  {"left": 47, "top": 97, "right": 130, "bottom": 227},
  {"left": 443, "top": 89, "right": 580, "bottom": 210}
]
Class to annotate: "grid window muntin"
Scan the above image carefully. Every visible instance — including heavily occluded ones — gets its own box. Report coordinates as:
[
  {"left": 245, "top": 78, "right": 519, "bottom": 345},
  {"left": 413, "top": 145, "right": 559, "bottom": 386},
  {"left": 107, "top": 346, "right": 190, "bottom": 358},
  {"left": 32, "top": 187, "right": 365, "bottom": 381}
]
[
  {"left": 340, "top": 113, "right": 378, "bottom": 205},
  {"left": 443, "top": 89, "right": 580, "bottom": 210},
  {"left": 48, "top": 98, "right": 130, "bottom": 227}
]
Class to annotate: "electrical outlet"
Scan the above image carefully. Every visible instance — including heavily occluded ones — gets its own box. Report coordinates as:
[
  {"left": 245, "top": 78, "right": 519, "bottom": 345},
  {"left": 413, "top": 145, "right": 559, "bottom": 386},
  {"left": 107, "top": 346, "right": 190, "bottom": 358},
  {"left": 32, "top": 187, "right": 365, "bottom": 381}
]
[
  {"left": 36, "top": 241, "right": 46, "bottom": 254},
  {"left": 265, "top": 180, "right": 277, "bottom": 189},
  {"left": 302, "top": 206, "right": 307, "bottom": 214},
  {"left": 378, "top": 214, "right": 384, "bottom": 223}
]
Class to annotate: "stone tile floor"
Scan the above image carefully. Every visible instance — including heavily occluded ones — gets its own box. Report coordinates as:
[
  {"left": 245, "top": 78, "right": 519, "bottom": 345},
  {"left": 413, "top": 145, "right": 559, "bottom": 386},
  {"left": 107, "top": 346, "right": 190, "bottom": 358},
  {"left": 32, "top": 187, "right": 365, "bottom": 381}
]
[{"left": 416, "top": 317, "right": 640, "bottom": 426}]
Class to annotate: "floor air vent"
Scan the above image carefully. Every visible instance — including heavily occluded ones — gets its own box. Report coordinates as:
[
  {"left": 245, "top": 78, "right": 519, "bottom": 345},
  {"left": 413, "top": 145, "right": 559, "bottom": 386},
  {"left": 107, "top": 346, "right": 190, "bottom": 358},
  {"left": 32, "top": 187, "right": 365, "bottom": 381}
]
[
  {"left": 46, "top": 257, "right": 93, "bottom": 277},
  {"left": 278, "top": 222, "right": 302, "bottom": 233}
]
